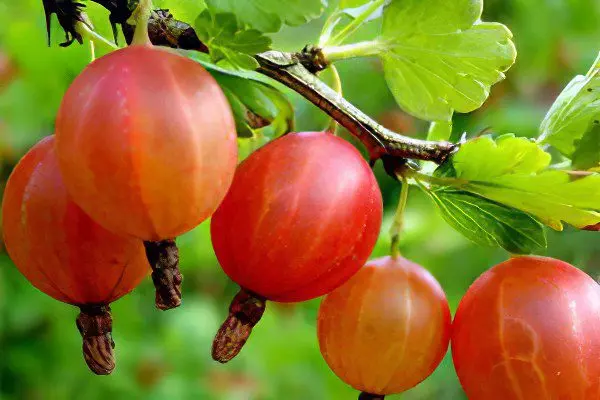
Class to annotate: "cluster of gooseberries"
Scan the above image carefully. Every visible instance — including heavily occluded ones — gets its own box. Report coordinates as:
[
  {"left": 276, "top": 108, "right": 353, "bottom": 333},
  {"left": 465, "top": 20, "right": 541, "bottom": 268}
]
[{"left": 2, "top": 3, "right": 600, "bottom": 399}]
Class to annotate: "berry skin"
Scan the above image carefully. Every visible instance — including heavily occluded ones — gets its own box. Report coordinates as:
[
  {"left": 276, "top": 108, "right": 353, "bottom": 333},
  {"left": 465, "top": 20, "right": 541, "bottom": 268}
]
[
  {"left": 211, "top": 131, "right": 383, "bottom": 302},
  {"left": 452, "top": 255, "right": 600, "bottom": 400},
  {"left": 317, "top": 256, "right": 451, "bottom": 398},
  {"left": 55, "top": 44, "right": 238, "bottom": 309},
  {"left": 210, "top": 131, "right": 383, "bottom": 362},
  {"left": 2, "top": 136, "right": 149, "bottom": 374},
  {"left": 55, "top": 45, "right": 237, "bottom": 241}
]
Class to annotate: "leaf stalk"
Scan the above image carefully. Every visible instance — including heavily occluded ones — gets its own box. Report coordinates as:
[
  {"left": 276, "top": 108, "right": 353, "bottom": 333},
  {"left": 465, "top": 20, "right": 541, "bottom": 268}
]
[{"left": 326, "top": 0, "right": 387, "bottom": 47}]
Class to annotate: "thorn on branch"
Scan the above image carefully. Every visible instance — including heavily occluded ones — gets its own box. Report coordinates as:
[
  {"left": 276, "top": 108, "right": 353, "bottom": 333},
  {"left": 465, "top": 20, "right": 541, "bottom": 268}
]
[
  {"left": 43, "top": 0, "right": 209, "bottom": 51},
  {"left": 89, "top": 0, "right": 136, "bottom": 44},
  {"left": 42, "top": 0, "right": 88, "bottom": 46}
]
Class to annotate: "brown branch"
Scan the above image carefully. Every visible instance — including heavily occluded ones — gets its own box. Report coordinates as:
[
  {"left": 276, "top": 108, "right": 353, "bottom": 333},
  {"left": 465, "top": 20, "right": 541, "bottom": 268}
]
[
  {"left": 43, "top": 0, "right": 456, "bottom": 164},
  {"left": 256, "top": 51, "right": 456, "bottom": 163}
]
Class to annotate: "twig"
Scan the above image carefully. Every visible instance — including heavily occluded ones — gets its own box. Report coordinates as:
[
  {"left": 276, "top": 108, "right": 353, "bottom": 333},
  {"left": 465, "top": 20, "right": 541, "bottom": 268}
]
[{"left": 256, "top": 51, "right": 456, "bottom": 162}]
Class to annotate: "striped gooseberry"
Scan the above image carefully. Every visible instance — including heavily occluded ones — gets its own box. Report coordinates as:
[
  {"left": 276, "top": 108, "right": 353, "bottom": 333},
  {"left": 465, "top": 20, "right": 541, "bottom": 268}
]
[
  {"left": 210, "top": 131, "right": 383, "bottom": 362},
  {"left": 2, "top": 136, "right": 150, "bottom": 374},
  {"left": 452, "top": 256, "right": 600, "bottom": 399},
  {"left": 317, "top": 256, "right": 451, "bottom": 399}
]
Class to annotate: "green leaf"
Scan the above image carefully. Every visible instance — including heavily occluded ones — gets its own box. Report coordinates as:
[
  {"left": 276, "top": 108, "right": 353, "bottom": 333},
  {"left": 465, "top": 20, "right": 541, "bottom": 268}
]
[
  {"left": 425, "top": 188, "right": 546, "bottom": 254},
  {"left": 153, "top": 0, "right": 207, "bottom": 23},
  {"left": 186, "top": 52, "right": 294, "bottom": 139},
  {"left": 572, "top": 122, "right": 600, "bottom": 170},
  {"left": 194, "top": 9, "right": 271, "bottom": 70},
  {"left": 340, "top": 0, "right": 371, "bottom": 7},
  {"left": 320, "top": 0, "right": 386, "bottom": 48},
  {"left": 538, "top": 53, "right": 600, "bottom": 156},
  {"left": 379, "top": 0, "right": 516, "bottom": 121},
  {"left": 451, "top": 134, "right": 551, "bottom": 180},
  {"left": 438, "top": 135, "right": 600, "bottom": 230},
  {"left": 341, "top": 1, "right": 386, "bottom": 20},
  {"left": 205, "top": 0, "right": 326, "bottom": 33}
]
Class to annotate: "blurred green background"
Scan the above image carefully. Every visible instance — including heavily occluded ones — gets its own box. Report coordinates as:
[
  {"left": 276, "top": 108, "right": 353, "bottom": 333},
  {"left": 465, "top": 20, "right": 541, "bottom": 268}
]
[{"left": 0, "top": 0, "right": 599, "bottom": 399}]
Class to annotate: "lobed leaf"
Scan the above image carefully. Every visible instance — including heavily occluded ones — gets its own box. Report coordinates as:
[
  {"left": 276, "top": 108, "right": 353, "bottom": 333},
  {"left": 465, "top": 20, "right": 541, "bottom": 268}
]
[
  {"left": 205, "top": 0, "right": 327, "bottom": 33},
  {"left": 572, "top": 123, "right": 600, "bottom": 170},
  {"left": 341, "top": 1, "right": 387, "bottom": 20},
  {"left": 437, "top": 135, "right": 600, "bottom": 230},
  {"left": 380, "top": 0, "right": 516, "bottom": 121},
  {"left": 340, "top": 0, "right": 371, "bottom": 7},
  {"left": 426, "top": 188, "right": 546, "bottom": 254},
  {"left": 538, "top": 53, "right": 600, "bottom": 157},
  {"left": 194, "top": 9, "right": 271, "bottom": 70},
  {"left": 154, "top": 0, "right": 207, "bottom": 23}
]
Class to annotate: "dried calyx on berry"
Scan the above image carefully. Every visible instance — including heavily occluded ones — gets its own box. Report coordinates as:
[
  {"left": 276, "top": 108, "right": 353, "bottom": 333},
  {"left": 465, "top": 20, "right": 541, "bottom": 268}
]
[
  {"left": 212, "top": 289, "right": 266, "bottom": 363},
  {"left": 144, "top": 240, "right": 182, "bottom": 310},
  {"left": 76, "top": 305, "right": 115, "bottom": 375}
]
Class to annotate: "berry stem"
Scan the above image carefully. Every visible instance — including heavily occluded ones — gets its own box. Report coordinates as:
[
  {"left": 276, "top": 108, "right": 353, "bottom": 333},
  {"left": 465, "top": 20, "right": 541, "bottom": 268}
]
[
  {"left": 130, "top": 0, "right": 153, "bottom": 46},
  {"left": 324, "top": 64, "right": 342, "bottom": 134},
  {"left": 75, "top": 21, "right": 119, "bottom": 50},
  {"left": 320, "top": 40, "right": 385, "bottom": 63},
  {"left": 144, "top": 239, "right": 182, "bottom": 310},
  {"left": 390, "top": 174, "right": 410, "bottom": 258},
  {"left": 76, "top": 304, "right": 115, "bottom": 375},
  {"left": 358, "top": 393, "right": 385, "bottom": 400},
  {"left": 324, "top": 0, "right": 387, "bottom": 47},
  {"left": 212, "top": 289, "right": 266, "bottom": 363}
]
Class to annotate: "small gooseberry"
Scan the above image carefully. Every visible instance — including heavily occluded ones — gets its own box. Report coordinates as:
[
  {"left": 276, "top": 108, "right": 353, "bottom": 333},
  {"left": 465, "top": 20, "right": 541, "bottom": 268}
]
[{"left": 317, "top": 256, "right": 451, "bottom": 399}]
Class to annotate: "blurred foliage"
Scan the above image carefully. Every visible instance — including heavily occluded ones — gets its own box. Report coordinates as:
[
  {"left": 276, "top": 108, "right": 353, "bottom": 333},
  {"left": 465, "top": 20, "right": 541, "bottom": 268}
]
[{"left": 0, "top": 1, "right": 599, "bottom": 399}]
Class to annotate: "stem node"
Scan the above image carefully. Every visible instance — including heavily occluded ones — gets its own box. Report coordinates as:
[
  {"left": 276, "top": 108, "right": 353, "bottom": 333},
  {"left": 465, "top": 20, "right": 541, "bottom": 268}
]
[{"left": 212, "top": 289, "right": 266, "bottom": 363}]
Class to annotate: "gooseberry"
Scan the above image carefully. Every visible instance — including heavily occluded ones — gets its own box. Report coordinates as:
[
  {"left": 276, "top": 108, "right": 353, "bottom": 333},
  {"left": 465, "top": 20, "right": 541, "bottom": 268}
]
[
  {"left": 452, "top": 255, "right": 600, "bottom": 399},
  {"left": 55, "top": 43, "right": 237, "bottom": 309},
  {"left": 2, "top": 136, "right": 150, "bottom": 375},
  {"left": 317, "top": 256, "right": 451, "bottom": 399},
  {"left": 210, "top": 131, "right": 383, "bottom": 362}
]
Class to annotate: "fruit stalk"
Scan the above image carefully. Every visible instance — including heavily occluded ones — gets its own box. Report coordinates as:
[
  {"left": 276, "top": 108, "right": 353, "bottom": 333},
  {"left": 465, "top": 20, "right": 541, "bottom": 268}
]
[
  {"left": 212, "top": 289, "right": 266, "bottom": 363},
  {"left": 129, "top": 0, "right": 153, "bottom": 46},
  {"left": 359, "top": 393, "right": 385, "bottom": 400},
  {"left": 144, "top": 240, "right": 182, "bottom": 310},
  {"left": 76, "top": 304, "right": 115, "bottom": 375}
]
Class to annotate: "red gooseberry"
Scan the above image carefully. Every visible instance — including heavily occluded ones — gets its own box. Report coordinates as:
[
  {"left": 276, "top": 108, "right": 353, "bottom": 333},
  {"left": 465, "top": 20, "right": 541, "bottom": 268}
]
[
  {"left": 452, "top": 255, "right": 600, "bottom": 399},
  {"left": 2, "top": 136, "right": 150, "bottom": 375},
  {"left": 54, "top": 43, "right": 238, "bottom": 309},
  {"left": 210, "top": 131, "right": 383, "bottom": 362},
  {"left": 317, "top": 256, "right": 451, "bottom": 399}
]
